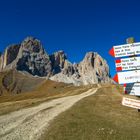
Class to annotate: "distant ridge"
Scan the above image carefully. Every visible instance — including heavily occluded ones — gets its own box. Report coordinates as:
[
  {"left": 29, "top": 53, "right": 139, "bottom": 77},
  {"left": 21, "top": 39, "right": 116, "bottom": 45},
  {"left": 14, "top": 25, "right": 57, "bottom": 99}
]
[{"left": 0, "top": 37, "right": 111, "bottom": 85}]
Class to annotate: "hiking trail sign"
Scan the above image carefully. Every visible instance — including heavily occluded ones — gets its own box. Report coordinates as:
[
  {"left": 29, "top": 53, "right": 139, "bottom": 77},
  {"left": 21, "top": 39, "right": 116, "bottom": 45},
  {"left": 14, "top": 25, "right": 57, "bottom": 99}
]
[
  {"left": 124, "top": 83, "right": 140, "bottom": 96},
  {"left": 109, "top": 37, "right": 140, "bottom": 110},
  {"left": 109, "top": 42, "right": 140, "bottom": 58},
  {"left": 115, "top": 57, "right": 140, "bottom": 71},
  {"left": 113, "top": 70, "right": 140, "bottom": 84},
  {"left": 122, "top": 97, "right": 140, "bottom": 109}
]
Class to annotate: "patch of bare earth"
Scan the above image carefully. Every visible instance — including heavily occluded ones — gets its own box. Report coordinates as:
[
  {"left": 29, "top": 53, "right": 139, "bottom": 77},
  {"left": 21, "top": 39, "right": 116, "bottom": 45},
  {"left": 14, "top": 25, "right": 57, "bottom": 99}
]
[
  {"left": 41, "top": 85, "right": 140, "bottom": 140},
  {"left": 0, "top": 88, "right": 98, "bottom": 140}
]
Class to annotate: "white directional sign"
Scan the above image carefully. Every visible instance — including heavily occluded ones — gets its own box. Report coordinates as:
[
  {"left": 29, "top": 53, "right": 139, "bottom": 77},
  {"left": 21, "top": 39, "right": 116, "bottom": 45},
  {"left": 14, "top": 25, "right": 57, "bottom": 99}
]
[
  {"left": 115, "top": 57, "right": 140, "bottom": 71},
  {"left": 122, "top": 97, "right": 140, "bottom": 109},
  {"left": 124, "top": 83, "right": 140, "bottom": 96},
  {"left": 113, "top": 70, "right": 140, "bottom": 84},
  {"left": 109, "top": 42, "right": 140, "bottom": 58}
]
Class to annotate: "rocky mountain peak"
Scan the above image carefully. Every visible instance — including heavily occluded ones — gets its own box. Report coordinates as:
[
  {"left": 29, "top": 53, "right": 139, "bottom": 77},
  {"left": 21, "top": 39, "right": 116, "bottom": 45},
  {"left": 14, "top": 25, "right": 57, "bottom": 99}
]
[
  {"left": 79, "top": 52, "right": 96, "bottom": 70},
  {"left": 16, "top": 37, "right": 52, "bottom": 77},
  {"left": 0, "top": 36, "right": 111, "bottom": 85},
  {"left": 20, "top": 37, "right": 44, "bottom": 53},
  {"left": 0, "top": 37, "right": 52, "bottom": 77},
  {"left": 78, "top": 52, "right": 110, "bottom": 84},
  {"left": 50, "top": 51, "right": 111, "bottom": 85},
  {"left": 0, "top": 44, "right": 20, "bottom": 70},
  {"left": 50, "top": 50, "right": 67, "bottom": 74}
]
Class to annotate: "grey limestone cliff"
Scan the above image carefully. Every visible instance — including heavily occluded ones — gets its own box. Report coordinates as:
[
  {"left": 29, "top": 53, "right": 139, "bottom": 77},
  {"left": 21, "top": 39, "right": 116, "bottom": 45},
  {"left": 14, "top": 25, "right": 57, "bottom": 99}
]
[{"left": 0, "top": 37, "right": 111, "bottom": 85}]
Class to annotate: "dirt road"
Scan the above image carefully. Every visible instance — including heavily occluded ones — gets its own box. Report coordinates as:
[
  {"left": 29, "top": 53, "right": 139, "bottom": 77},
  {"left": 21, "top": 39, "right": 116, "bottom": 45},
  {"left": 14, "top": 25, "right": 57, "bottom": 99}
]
[{"left": 0, "top": 88, "right": 98, "bottom": 140}]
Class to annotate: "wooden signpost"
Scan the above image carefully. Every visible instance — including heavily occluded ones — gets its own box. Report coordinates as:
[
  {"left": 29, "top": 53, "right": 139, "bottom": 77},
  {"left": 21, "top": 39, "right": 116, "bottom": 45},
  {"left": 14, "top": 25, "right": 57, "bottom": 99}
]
[{"left": 109, "top": 37, "right": 140, "bottom": 111}]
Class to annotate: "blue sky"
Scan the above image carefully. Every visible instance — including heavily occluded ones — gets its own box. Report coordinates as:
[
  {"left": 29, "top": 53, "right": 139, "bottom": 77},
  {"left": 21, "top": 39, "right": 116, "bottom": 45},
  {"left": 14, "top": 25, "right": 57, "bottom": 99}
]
[{"left": 0, "top": 0, "right": 140, "bottom": 77}]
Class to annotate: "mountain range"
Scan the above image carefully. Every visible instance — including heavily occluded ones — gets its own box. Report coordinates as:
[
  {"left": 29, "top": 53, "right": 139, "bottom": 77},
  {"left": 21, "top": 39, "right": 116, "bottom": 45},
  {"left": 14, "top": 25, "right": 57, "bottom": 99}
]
[{"left": 0, "top": 36, "right": 111, "bottom": 87}]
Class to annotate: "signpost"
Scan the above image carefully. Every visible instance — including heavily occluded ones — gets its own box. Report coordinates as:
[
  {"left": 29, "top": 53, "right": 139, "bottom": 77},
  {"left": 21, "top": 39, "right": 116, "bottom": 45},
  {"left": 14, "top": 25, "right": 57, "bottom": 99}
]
[
  {"left": 109, "top": 42, "right": 140, "bottom": 58},
  {"left": 122, "top": 97, "right": 140, "bottom": 109},
  {"left": 124, "top": 83, "right": 140, "bottom": 96},
  {"left": 109, "top": 37, "right": 140, "bottom": 111},
  {"left": 115, "top": 57, "right": 140, "bottom": 71},
  {"left": 113, "top": 70, "right": 140, "bottom": 84}
]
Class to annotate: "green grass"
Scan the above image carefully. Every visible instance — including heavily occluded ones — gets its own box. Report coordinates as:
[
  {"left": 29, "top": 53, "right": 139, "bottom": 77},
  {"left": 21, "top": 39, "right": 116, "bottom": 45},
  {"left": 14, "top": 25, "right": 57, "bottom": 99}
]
[{"left": 41, "top": 85, "right": 140, "bottom": 140}]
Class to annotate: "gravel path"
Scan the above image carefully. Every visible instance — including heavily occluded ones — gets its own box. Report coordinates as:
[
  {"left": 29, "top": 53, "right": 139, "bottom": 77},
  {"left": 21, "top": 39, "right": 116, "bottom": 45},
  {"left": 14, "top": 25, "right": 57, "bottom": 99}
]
[{"left": 0, "top": 88, "right": 98, "bottom": 140}]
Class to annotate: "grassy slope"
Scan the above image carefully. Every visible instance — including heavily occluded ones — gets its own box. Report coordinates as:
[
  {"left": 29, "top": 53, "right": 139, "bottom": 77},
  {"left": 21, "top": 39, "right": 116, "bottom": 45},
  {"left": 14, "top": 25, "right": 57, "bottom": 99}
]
[
  {"left": 0, "top": 69, "right": 45, "bottom": 97},
  {"left": 0, "top": 70, "right": 96, "bottom": 103},
  {"left": 0, "top": 74, "right": 93, "bottom": 115},
  {"left": 41, "top": 85, "right": 140, "bottom": 140}
]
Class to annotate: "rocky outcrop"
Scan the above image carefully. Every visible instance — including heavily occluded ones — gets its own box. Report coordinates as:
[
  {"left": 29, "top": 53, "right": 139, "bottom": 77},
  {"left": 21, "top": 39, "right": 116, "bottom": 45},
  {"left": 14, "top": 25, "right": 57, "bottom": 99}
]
[
  {"left": 0, "top": 36, "right": 111, "bottom": 86},
  {"left": 50, "top": 51, "right": 67, "bottom": 74},
  {"left": 50, "top": 52, "right": 111, "bottom": 86},
  {"left": 78, "top": 52, "right": 110, "bottom": 84},
  {"left": 0, "top": 37, "right": 52, "bottom": 77},
  {"left": 16, "top": 37, "right": 52, "bottom": 77},
  {"left": 0, "top": 44, "right": 20, "bottom": 70}
]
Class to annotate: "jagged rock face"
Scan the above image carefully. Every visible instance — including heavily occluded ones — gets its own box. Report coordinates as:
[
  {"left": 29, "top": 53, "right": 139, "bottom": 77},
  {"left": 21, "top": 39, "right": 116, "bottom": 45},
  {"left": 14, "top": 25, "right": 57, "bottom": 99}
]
[
  {"left": 6, "top": 45, "right": 20, "bottom": 65},
  {"left": 0, "top": 36, "right": 111, "bottom": 85},
  {"left": 78, "top": 52, "right": 110, "bottom": 84},
  {"left": 50, "top": 51, "right": 67, "bottom": 74},
  {"left": 0, "top": 37, "right": 52, "bottom": 77},
  {"left": 0, "top": 45, "right": 20, "bottom": 70},
  {"left": 62, "top": 60, "right": 74, "bottom": 76},
  {"left": 16, "top": 37, "right": 52, "bottom": 77},
  {"left": 50, "top": 52, "right": 111, "bottom": 86}
]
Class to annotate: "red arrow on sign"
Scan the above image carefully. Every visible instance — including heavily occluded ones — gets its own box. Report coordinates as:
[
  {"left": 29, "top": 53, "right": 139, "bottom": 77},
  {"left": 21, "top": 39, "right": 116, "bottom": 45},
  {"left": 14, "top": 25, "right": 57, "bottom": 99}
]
[
  {"left": 115, "top": 57, "right": 140, "bottom": 72},
  {"left": 123, "top": 83, "right": 127, "bottom": 94},
  {"left": 109, "top": 42, "right": 140, "bottom": 58},
  {"left": 109, "top": 47, "right": 115, "bottom": 57},
  {"left": 113, "top": 70, "right": 140, "bottom": 84},
  {"left": 115, "top": 59, "right": 122, "bottom": 71},
  {"left": 113, "top": 74, "right": 119, "bottom": 83}
]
